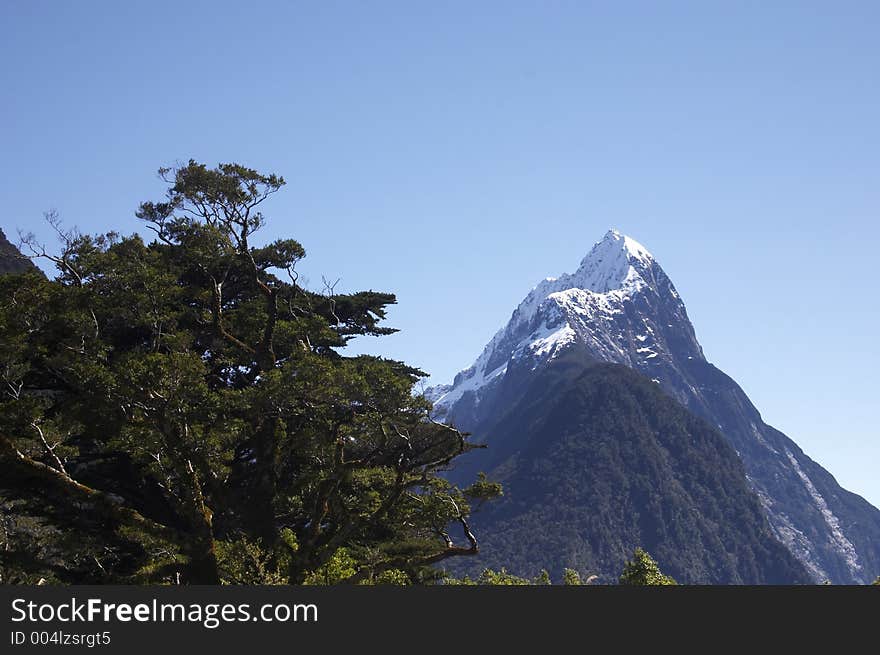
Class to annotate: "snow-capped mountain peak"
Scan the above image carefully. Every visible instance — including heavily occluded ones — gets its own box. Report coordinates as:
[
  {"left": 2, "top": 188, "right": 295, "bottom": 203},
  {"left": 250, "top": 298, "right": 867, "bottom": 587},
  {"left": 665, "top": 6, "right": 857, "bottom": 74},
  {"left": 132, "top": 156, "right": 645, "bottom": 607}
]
[
  {"left": 572, "top": 228, "right": 655, "bottom": 293},
  {"left": 428, "top": 229, "right": 703, "bottom": 413}
]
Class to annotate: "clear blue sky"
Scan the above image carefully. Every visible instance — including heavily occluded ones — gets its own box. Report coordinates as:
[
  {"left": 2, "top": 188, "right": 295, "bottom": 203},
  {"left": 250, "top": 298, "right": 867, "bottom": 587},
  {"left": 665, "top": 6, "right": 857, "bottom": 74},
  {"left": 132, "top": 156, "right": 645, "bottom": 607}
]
[{"left": 2, "top": 2, "right": 878, "bottom": 506}]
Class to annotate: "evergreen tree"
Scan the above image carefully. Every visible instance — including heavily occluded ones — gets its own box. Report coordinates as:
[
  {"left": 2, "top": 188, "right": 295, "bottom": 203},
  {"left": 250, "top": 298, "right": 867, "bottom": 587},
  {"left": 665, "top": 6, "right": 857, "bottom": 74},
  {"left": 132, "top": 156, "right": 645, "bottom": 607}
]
[
  {"left": 619, "top": 548, "right": 677, "bottom": 586},
  {"left": 446, "top": 567, "right": 553, "bottom": 585},
  {"left": 0, "top": 160, "right": 500, "bottom": 584},
  {"left": 562, "top": 568, "right": 582, "bottom": 585}
]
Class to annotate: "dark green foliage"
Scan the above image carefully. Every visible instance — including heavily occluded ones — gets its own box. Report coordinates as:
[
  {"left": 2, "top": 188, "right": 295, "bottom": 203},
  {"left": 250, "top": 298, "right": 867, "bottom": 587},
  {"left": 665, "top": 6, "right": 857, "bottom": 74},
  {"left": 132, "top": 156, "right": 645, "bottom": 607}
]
[
  {"left": 446, "top": 567, "right": 553, "bottom": 585},
  {"left": 562, "top": 568, "right": 583, "bottom": 585},
  {"left": 0, "top": 161, "right": 498, "bottom": 585},
  {"left": 445, "top": 566, "right": 594, "bottom": 585},
  {"left": 444, "top": 349, "right": 812, "bottom": 584},
  {"left": 619, "top": 548, "right": 677, "bottom": 586}
]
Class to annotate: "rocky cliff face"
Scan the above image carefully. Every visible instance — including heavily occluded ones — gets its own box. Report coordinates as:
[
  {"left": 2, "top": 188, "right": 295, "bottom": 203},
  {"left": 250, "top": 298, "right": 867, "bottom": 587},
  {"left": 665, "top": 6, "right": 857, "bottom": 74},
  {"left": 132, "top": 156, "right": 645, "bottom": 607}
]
[
  {"left": 0, "top": 228, "right": 38, "bottom": 276},
  {"left": 429, "top": 230, "right": 880, "bottom": 583}
]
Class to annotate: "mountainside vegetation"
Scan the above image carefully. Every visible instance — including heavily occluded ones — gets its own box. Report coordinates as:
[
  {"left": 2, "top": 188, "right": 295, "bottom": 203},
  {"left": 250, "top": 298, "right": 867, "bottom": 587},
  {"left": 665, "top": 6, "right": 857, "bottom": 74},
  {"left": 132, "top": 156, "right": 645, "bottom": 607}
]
[
  {"left": 443, "top": 349, "right": 813, "bottom": 584},
  {"left": 0, "top": 161, "right": 499, "bottom": 585}
]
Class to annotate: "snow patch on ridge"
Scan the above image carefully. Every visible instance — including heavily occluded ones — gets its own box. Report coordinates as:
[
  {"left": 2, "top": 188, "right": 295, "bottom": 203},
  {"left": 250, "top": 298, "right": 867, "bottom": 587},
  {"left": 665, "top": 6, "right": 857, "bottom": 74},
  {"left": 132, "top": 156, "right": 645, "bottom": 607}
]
[
  {"left": 431, "top": 360, "right": 508, "bottom": 409},
  {"left": 526, "top": 322, "right": 576, "bottom": 360}
]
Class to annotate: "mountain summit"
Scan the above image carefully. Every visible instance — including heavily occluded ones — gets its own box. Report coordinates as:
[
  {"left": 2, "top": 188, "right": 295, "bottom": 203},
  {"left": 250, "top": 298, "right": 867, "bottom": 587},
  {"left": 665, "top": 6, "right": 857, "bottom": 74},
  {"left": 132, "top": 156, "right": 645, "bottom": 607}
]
[
  {"left": 572, "top": 228, "right": 655, "bottom": 291},
  {"left": 429, "top": 230, "right": 880, "bottom": 583},
  {"left": 429, "top": 229, "right": 702, "bottom": 415}
]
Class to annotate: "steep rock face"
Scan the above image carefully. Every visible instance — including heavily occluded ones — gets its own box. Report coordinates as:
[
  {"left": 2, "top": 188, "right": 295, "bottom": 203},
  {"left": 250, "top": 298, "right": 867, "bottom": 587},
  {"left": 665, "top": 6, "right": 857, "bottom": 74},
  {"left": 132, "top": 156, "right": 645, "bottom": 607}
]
[{"left": 430, "top": 230, "right": 880, "bottom": 583}]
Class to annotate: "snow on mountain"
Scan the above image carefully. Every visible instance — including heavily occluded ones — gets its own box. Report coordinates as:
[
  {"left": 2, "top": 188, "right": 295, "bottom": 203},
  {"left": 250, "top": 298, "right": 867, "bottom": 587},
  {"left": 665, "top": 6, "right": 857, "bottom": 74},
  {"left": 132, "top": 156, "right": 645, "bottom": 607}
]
[{"left": 430, "top": 228, "right": 702, "bottom": 413}]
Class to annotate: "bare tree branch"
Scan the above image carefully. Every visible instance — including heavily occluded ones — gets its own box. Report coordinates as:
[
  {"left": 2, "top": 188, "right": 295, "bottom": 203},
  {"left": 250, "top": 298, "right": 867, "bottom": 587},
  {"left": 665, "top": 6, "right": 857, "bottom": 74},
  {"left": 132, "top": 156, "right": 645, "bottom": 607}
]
[{"left": 31, "top": 421, "right": 67, "bottom": 478}]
